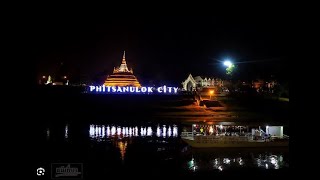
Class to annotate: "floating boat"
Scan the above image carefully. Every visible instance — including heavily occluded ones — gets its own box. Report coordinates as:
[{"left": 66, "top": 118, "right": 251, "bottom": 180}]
[{"left": 181, "top": 125, "right": 289, "bottom": 148}]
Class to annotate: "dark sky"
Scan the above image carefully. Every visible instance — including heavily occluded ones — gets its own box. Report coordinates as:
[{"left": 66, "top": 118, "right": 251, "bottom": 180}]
[{"left": 33, "top": 11, "right": 288, "bottom": 85}]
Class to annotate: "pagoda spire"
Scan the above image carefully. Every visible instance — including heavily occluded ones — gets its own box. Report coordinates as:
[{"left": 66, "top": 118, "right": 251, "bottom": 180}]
[
  {"left": 117, "top": 51, "right": 129, "bottom": 72},
  {"left": 104, "top": 51, "right": 141, "bottom": 87},
  {"left": 122, "top": 51, "right": 126, "bottom": 64}
]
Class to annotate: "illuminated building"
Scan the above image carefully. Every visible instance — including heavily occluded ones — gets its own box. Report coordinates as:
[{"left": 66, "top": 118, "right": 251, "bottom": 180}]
[
  {"left": 182, "top": 74, "right": 224, "bottom": 91},
  {"left": 104, "top": 51, "right": 141, "bottom": 87},
  {"left": 39, "top": 62, "right": 69, "bottom": 85}
]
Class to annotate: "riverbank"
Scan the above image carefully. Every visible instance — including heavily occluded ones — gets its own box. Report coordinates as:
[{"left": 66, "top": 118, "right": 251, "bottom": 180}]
[{"left": 33, "top": 86, "right": 289, "bottom": 127}]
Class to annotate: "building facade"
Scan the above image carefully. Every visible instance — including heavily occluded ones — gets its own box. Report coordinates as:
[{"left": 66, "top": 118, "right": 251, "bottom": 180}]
[{"left": 181, "top": 74, "right": 224, "bottom": 91}]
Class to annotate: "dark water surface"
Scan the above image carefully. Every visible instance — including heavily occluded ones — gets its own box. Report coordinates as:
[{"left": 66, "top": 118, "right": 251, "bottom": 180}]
[
  {"left": 35, "top": 121, "right": 289, "bottom": 178},
  {"left": 34, "top": 89, "right": 289, "bottom": 177}
]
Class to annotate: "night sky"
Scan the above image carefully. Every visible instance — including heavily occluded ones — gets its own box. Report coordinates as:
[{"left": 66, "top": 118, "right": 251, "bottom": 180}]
[{"left": 33, "top": 10, "right": 288, "bottom": 85}]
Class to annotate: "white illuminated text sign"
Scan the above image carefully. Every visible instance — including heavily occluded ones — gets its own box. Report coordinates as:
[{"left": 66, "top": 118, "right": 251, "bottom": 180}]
[{"left": 89, "top": 85, "right": 179, "bottom": 94}]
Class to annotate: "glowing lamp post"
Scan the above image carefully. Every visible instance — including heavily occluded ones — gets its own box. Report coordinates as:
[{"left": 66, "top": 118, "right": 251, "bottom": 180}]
[
  {"left": 209, "top": 90, "right": 214, "bottom": 100},
  {"left": 223, "top": 61, "right": 233, "bottom": 68}
]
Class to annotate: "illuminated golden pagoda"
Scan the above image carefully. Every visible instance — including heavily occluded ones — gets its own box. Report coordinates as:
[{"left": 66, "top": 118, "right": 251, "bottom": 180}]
[{"left": 104, "top": 51, "right": 141, "bottom": 87}]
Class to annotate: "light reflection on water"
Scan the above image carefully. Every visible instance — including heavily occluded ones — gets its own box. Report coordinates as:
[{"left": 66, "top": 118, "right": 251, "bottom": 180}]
[
  {"left": 188, "top": 157, "right": 197, "bottom": 172},
  {"left": 147, "top": 127, "right": 152, "bottom": 136},
  {"left": 46, "top": 128, "right": 50, "bottom": 139},
  {"left": 118, "top": 141, "right": 127, "bottom": 161},
  {"left": 255, "top": 154, "right": 282, "bottom": 169},
  {"left": 45, "top": 123, "right": 288, "bottom": 173},
  {"left": 89, "top": 124, "right": 178, "bottom": 140},
  {"left": 163, "top": 125, "right": 166, "bottom": 138},
  {"left": 186, "top": 153, "right": 288, "bottom": 172},
  {"left": 87, "top": 124, "right": 178, "bottom": 161},
  {"left": 156, "top": 126, "right": 161, "bottom": 137},
  {"left": 64, "top": 124, "right": 68, "bottom": 139}
]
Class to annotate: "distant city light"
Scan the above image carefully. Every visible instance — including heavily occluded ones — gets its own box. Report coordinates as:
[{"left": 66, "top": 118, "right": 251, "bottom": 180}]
[
  {"left": 106, "top": 126, "right": 110, "bottom": 137},
  {"left": 129, "top": 127, "right": 132, "bottom": 137},
  {"left": 147, "top": 127, "right": 153, "bottom": 136},
  {"left": 163, "top": 125, "right": 166, "bottom": 138},
  {"left": 157, "top": 126, "right": 161, "bottom": 137},
  {"left": 141, "top": 127, "right": 146, "bottom": 136},
  {"left": 173, "top": 125, "right": 178, "bottom": 137},
  {"left": 88, "top": 124, "right": 180, "bottom": 141},
  {"left": 64, "top": 125, "right": 68, "bottom": 139},
  {"left": 223, "top": 158, "right": 231, "bottom": 164},
  {"left": 117, "top": 127, "right": 121, "bottom": 136},
  {"left": 89, "top": 125, "right": 95, "bottom": 137},
  {"left": 98, "top": 126, "right": 102, "bottom": 137},
  {"left": 167, "top": 126, "right": 172, "bottom": 137},
  {"left": 102, "top": 125, "right": 105, "bottom": 138},
  {"left": 123, "top": 127, "right": 126, "bottom": 136},
  {"left": 111, "top": 126, "right": 116, "bottom": 136},
  {"left": 135, "top": 127, "right": 138, "bottom": 136}
]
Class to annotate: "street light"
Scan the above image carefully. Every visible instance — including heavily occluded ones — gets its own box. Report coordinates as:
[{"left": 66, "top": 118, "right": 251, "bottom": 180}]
[
  {"left": 223, "top": 60, "right": 233, "bottom": 68},
  {"left": 223, "top": 60, "right": 235, "bottom": 76},
  {"left": 209, "top": 90, "right": 214, "bottom": 100}
]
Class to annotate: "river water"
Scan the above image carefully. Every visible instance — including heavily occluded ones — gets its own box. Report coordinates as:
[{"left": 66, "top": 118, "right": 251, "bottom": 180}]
[{"left": 35, "top": 122, "right": 289, "bottom": 178}]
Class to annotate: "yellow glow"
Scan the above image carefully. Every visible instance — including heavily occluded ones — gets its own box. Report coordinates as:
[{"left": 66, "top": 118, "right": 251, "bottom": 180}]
[
  {"left": 209, "top": 126, "right": 214, "bottom": 133},
  {"left": 118, "top": 141, "right": 128, "bottom": 161},
  {"left": 104, "top": 52, "right": 141, "bottom": 87},
  {"left": 104, "top": 74, "right": 141, "bottom": 87},
  {"left": 210, "top": 90, "right": 214, "bottom": 95}
]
